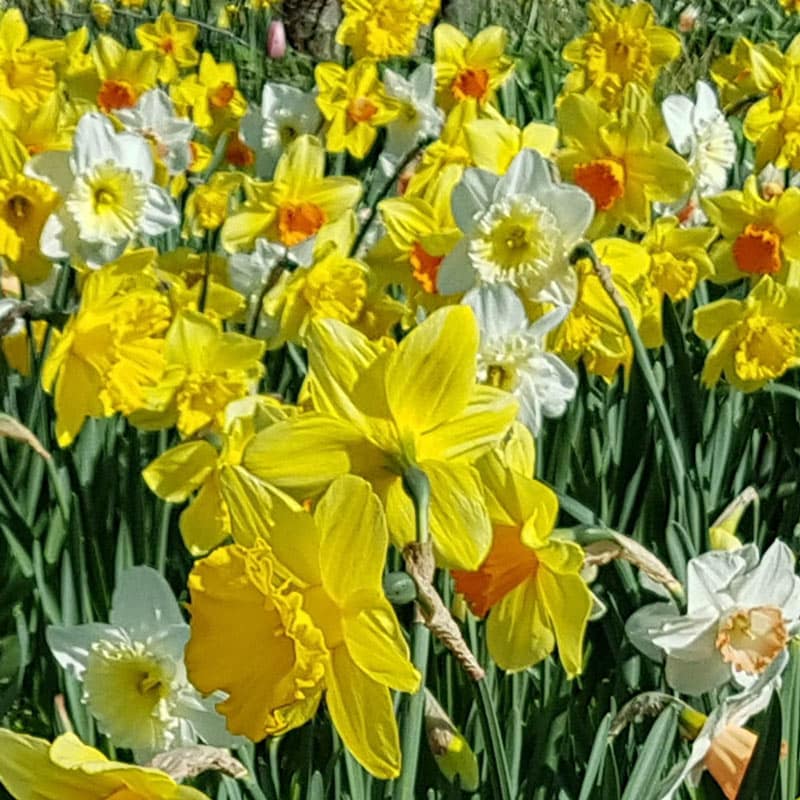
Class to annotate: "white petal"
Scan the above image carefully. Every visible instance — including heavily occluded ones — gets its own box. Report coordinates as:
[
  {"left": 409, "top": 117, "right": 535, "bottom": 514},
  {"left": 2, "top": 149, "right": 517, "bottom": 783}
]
[
  {"left": 39, "top": 211, "right": 70, "bottom": 260},
  {"left": 624, "top": 602, "right": 678, "bottom": 662},
  {"left": 661, "top": 95, "right": 696, "bottom": 154},
  {"left": 685, "top": 547, "right": 757, "bottom": 615},
  {"left": 462, "top": 283, "right": 526, "bottom": 340},
  {"left": 140, "top": 185, "right": 180, "bottom": 235},
  {"left": 536, "top": 183, "right": 595, "bottom": 244},
  {"left": 73, "top": 112, "right": 118, "bottom": 173},
  {"left": 732, "top": 539, "right": 800, "bottom": 613},
  {"left": 452, "top": 168, "right": 498, "bottom": 233},
  {"left": 25, "top": 150, "right": 74, "bottom": 195},
  {"left": 46, "top": 623, "right": 128, "bottom": 679},
  {"left": 109, "top": 565, "right": 185, "bottom": 634},
  {"left": 435, "top": 237, "right": 475, "bottom": 294},
  {"left": 665, "top": 648, "right": 730, "bottom": 695},
  {"left": 500, "top": 148, "right": 552, "bottom": 198}
]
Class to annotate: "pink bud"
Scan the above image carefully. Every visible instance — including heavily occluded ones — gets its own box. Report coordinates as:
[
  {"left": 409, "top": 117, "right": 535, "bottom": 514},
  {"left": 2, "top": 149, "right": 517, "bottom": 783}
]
[{"left": 267, "top": 20, "right": 287, "bottom": 59}]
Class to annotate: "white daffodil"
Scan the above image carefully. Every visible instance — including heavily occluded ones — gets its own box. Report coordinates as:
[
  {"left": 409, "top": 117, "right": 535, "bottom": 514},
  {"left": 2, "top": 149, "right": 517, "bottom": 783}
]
[
  {"left": 661, "top": 80, "right": 736, "bottom": 223},
  {"left": 437, "top": 149, "right": 594, "bottom": 308},
  {"left": 46, "top": 566, "right": 239, "bottom": 761},
  {"left": 27, "top": 112, "right": 180, "bottom": 268},
  {"left": 116, "top": 89, "right": 195, "bottom": 176},
  {"left": 657, "top": 651, "right": 787, "bottom": 800},
  {"left": 463, "top": 283, "right": 576, "bottom": 434},
  {"left": 626, "top": 540, "right": 800, "bottom": 696},
  {"left": 381, "top": 64, "right": 444, "bottom": 162}
]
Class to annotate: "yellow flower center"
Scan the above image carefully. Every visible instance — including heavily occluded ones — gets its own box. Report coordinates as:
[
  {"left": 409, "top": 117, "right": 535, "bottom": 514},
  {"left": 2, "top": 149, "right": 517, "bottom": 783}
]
[
  {"left": 650, "top": 251, "right": 698, "bottom": 302},
  {"left": 176, "top": 372, "right": 245, "bottom": 436},
  {"left": 452, "top": 67, "right": 490, "bottom": 102},
  {"left": 97, "top": 79, "right": 138, "bottom": 112},
  {"left": 409, "top": 241, "right": 443, "bottom": 293},
  {"left": 347, "top": 96, "right": 379, "bottom": 123},
  {"left": 277, "top": 202, "right": 327, "bottom": 246},
  {"left": 573, "top": 158, "right": 626, "bottom": 211},
  {"left": 587, "top": 23, "right": 653, "bottom": 89},
  {"left": 452, "top": 526, "right": 537, "bottom": 618},
  {"left": 732, "top": 223, "right": 783, "bottom": 275},
  {"left": 715, "top": 605, "right": 788, "bottom": 674},
  {"left": 7, "top": 194, "right": 31, "bottom": 220},
  {"left": 301, "top": 257, "right": 368, "bottom": 323},
  {"left": 734, "top": 314, "right": 798, "bottom": 383},
  {"left": 209, "top": 82, "right": 235, "bottom": 109},
  {"left": 159, "top": 36, "right": 176, "bottom": 54}
]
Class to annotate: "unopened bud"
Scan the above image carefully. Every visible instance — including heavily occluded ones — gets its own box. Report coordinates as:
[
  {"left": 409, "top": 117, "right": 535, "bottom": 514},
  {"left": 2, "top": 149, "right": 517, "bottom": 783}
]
[
  {"left": 90, "top": 1, "right": 113, "bottom": 27},
  {"left": 267, "top": 20, "right": 287, "bottom": 59}
]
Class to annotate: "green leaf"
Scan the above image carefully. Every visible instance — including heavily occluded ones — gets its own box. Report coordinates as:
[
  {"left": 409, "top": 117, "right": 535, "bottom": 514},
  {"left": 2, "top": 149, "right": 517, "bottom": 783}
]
[{"left": 620, "top": 706, "right": 678, "bottom": 800}]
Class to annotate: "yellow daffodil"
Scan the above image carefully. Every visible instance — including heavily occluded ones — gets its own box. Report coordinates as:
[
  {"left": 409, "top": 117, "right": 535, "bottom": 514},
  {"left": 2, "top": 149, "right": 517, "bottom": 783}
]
[
  {"left": 0, "top": 9, "right": 64, "bottom": 114},
  {"left": 702, "top": 176, "right": 800, "bottom": 285},
  {"left": 91, "top": 35, "right": 158, "bottom": 113},
  {"left": 694, "top": 276, "right": 800, "bottom": 392},
  {"left": 553, "top": 238, "right": 644, "bottom": 381},
  {"left": 183, "top": 171, "right": 243, "bottom": 238},
  {"left": 744, "top": 63, "right": 800, "bottom": 170},
  {"left": 41, "top": 256, "right": 171, "bottom": 447},
  {"left": 367, "top": 165, "right": 462, "bottom": 307},
  {"left": 242, "top": 306, "right": 518, "bottom": 569},
  {"left": 315, "top": 60, "right": 401, "bottom": 159},
  {"left": 134, "top": 310, "right": 264, "bottom": 437},
  {"left": 144, "top": 396, "right": 297, "bottom": 554},
  {"left": 220, "top": 135, "right": 362, "bottom": 253},
  {"left": 2, "top": 319, "right": 46, "bottom": 376},
  {"left": 336, "top": 0, "right": 439, "bottom": 59},
  {"left": 404, "top": 101, "right": 478, "bottom": 197},
  {"left": 711, "top": 37, "right": 787, "bottom": 109},
  {"left": 561, "top": 0, "right": 680, "bottom": 111},
  {"left": 185, "top": 475, "right": 420, "bottom": 777},
  {"left": 633, "top": 217, "right": 717, "bottom": 347},
  {"left": 433, "top": 24, "right": 514, "bottom": 111},
  {"left": 0, "top": 91, "right": 75, "bottom": 157},
  {"left": 464, "top": 116, "right": 558, "bottom": 174},
  {"left": 0, "top": 173, "right": 60, "bottom": 284},
  {"left": 136, "top": 12, "right": 199, "bottom": 84},
  {"left": 172, "top": 52, "right": 247, "bottom": 133},
  {"left": 263, "top": 213, "right": 405, "bottom": 346},
  {"left": 453, "top": 427, "right": 592, "bottom": 675},
  {"left": 0, "top": 729, "right": 209, "bottom": 800},
  {"left": 157, "top": 247, "right": 244, "bottom": 321},
  {"left": 558, "top": 87, "right": 693, "bottom": 236}
]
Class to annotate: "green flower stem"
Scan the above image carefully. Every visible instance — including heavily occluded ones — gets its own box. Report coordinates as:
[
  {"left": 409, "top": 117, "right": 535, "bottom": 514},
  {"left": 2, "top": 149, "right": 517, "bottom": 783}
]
[
  {"left": 473, "top": 677, "right": 514, "bottom": 800},
  {"left": 395, "top": 466, "right": 432, "bottom": 800}
]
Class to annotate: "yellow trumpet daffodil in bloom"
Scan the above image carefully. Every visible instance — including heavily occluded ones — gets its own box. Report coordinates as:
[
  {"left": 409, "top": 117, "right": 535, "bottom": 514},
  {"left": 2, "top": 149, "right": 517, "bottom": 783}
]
[
  {"left": 185, "top": 475, "right": 420, "bottom": 778},
  {"left": 633, "top": 217, "right": 717, "bottom": 348},
  {"left": 42, "top": 256, "right": 171, "bottom": 447},
  {"left": 90, "top": 36, "right": 159, "bottom": 113},
  {"left": 135, "top": 310, "right": 264, "bottom": 438},
  {"left": 242, "top": 305, "right": 518, "bottom": 569},
  {"left": 183, "top": 171, "right": 243, "bottom": 238},
  {"left": 453, "top": 426, "right": 592, "bottom": 675},
  {"left": 336, "top": 0, "right": 440, "bottom": 60},
  {"left": 144, "top": 396, "right": 297, "bottom": 554},
  {"left": 315, "top": 59, "right": 401, "bottom": 159},
  {"left": 0, "top": 9, "right": 65, "bottom": 114},
  {"left": 694, "top": 276, "right": 800, "bottom": 392},
  {"left": 703, "top": 176, "right": 800, "bottom": 285},
  {"left": 172, "top": 52, "right": 247, "bottom": 133},
  {"left": 263, "top": 213, "right": 406, "bottom": 347},
  {"left": 561, "top": 0, "right": 680, "bottom": 111},
  {"left": 553, "top": 238, "right": 644, "bottom": 381},
  {"left": 0, "top": 173, "right": 60, "bottom": 284},
  {"left": 0, "top": 729, "right": 210, "bottom": 800},
  {"left": 136, "top": 12, "right": 199, "bottom": 84},
  {"left": 558, "top": 87, "right": 693, "bottom": 236},
  {"left": 434, "top": 24, "right": 514, "bottom": 112},
  {"left": 464, "top": 116, "right": 558, "bottom": 174},
  {"left": 220, "top": 135, "right": 362, "bottom": 253},
  {"left": 0, "top": 90, "right": 75, "bottom": 157}
]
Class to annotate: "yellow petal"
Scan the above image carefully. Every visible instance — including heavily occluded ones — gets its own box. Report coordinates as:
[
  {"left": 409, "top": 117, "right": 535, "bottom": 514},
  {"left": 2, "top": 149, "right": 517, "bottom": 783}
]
[
  {"left": 325, "top": 647, "right": 402, "bottom": 779},
  {"left": 385, "top": 306, "right": 478, "bottom": 435},
  {"left": 343, "top": 605, "right": 421, "bottom": 693},
  {"left": 487, "top": 579, "right": 554, "bottom": 672},
  {"left": 316, "top": 475, "right": 388, "bottom": 604},
  {"left": 142, "top": 441, "right": 218, "bottom": 502},
  {"left": 179, "top": 472, "right": 229, "bottom": 555}
]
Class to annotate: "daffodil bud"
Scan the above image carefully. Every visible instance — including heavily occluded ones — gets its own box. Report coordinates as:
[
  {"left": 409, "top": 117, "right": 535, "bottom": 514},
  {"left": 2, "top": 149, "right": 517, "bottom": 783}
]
[
  {"left": 267, "top": 20, "right": 287, "bottom": 59},
  {"left": 90, "top": 1, "right": 113, "bottom": 27},
  {"left": 424, "top": 690, "right": 479, "bottom": 792}
]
